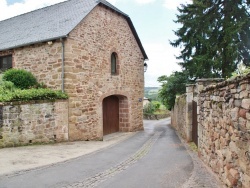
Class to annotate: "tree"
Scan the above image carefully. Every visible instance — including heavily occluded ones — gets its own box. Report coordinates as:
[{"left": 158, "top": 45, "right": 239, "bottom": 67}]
[
  {"left": 158, "top": 71, "right": 190, "bottom": 110},
  {"left": 171, "top": 0, "right": 250, "bottom": 78}
]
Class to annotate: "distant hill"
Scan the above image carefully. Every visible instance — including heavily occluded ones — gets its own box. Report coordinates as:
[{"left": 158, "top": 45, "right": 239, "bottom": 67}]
[{"left": 144, "top": 87, "right": 160, "bottom": 101}]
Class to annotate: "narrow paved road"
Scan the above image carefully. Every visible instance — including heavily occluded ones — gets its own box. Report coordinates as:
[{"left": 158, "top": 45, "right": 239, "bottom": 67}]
[{"left": 0, "top": 118, "right": 193, "bottom": 188}]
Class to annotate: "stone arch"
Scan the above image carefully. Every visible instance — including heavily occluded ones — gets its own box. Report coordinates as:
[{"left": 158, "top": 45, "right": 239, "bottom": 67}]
[{"left": 100, "top": 92, "right": 130, "bottom": 135}]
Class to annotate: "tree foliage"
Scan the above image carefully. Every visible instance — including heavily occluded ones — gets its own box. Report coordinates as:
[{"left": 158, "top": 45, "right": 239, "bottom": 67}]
[
  {"left": 171, "top": 0, "right": 250, "bottom": 78},
  {"left": 158, "top": 71, "right": 190, "bottom": 110}
]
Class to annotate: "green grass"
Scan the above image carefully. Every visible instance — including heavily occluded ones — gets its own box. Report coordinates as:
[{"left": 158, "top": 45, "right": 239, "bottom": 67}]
[
  {"left": 188, "top": 142, "right": 198, "bottom": 152},
  {"left": 153, "top": 109, "right": 170, "bottom": 115}
]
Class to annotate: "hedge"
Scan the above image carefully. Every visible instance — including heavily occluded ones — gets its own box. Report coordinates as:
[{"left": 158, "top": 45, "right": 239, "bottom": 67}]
[{"left": 0, "top": 88, "right": 68, "bottom": 102}]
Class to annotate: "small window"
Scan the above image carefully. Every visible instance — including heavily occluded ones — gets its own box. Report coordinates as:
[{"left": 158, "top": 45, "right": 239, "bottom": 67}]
[
  {"left": 0, "top": 55, "right": 12, "bottom": 70},
  {"left": 111, "top": 53, "right": 117, "bottom": 75}
]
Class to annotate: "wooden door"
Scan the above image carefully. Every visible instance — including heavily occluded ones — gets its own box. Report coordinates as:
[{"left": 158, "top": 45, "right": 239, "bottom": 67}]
[
  {"left": 103, "top": 95, "right": 119, "bottom": 135},
  {"left": 192, "top": 100, "right": 198, "bottom": 146}
]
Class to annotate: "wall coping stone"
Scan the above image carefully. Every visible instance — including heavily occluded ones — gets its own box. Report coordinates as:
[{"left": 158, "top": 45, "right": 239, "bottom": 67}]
[
  {"left": 0, "top": 99, "right": 68, "bottom": 106},
  {"left": 196, "top": 78, "right": 224, "bottom": 82},
  {"left": 201, "top": 73, "right": 250, "bottom": 93}
]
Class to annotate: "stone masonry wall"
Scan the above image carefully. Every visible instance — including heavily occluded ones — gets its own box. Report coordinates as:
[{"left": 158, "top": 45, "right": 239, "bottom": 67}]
[
  {"left": 171, "top": 94, "right": 187, "bottom": 139},
  {"left": 14, "top": 42, "right": 63, "bottom": 90},
  {"left": 198, "top": 76, "right": 250, "bottom": 187},
  {"left": 0, "top": 50, "right": 13, "bottom": 58},
  {"left": 0, "top": 100, "right": 68, "bottom": 148},
  {"left": 64, "top": 5, "right": 144, "bottom": 141},
  {"left": 171, "top": 77, "right": 250, "bottom": 187}
]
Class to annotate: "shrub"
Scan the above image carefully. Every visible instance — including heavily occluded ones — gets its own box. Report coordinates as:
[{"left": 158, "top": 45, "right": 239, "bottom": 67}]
[
  {"left": 143, "top": 102, "right": 156, "bottom": 114},
  {"left": 3, "top": 69, "right": 38, "bottom": 89},
  {"left": 0, "top": 80, "right": 15, "bottom": 92},
  {"left": 0, "top": 88, "right": 68, "bottom": 102},
  {"left": 0, "top": 69, "right": 68, "bottom": 102},
  {"left": 151, "top": 101, "right": 161, "bottom": 110}
]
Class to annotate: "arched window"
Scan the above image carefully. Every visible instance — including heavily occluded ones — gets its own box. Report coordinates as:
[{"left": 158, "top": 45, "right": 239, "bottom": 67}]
[{"left": 111, "top": 52, "right": 117, "bottom": 75}]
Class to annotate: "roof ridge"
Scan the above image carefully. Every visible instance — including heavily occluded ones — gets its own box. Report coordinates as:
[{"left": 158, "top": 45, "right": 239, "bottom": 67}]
[
  {"left": 0, "top": 0, "right": 69, "bottom": 23},
  {"left": 97, "top": 0, "right": 129, "bottom": 17}
]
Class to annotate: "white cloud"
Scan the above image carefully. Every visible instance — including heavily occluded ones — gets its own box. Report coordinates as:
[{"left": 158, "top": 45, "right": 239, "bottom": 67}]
[
  {"left": 0, "top": 0, "right": 192, "bottom": 21},
  {"left": 163, "top": 0, "right": 192, "bottom": 10},
  {"left": 107, "top": 0, "right": 155, "bottom": 5},
  {"left": 0, "top": 0, "right": 66, "bottom": 21},
  {"left": 107, "top": 0, "right": 117, "bottom": 4},
  {"left": 108, "top": 0, "right": 190, "bottom": 9},
  {"left": 144, "top": 42, "right": 181, "bottom": 87},
  {"left": 135, "top": 0, "right": 156, "bottom": 4}
]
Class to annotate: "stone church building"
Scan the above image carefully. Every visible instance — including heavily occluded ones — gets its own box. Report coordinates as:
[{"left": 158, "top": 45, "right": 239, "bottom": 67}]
[{"left": 0, "top": 0, "right": 148, "bottom": 141}]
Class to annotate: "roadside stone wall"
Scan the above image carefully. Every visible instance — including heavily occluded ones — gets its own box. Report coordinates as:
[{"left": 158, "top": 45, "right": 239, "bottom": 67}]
[
  {"left": 0, "top": 100, "right": 68, "bottom": 148},
  {"left": 171, "top": 94, "right": 187, "bottom": 139},
  {"left": 143, "top": 113, "right": 170, "bottom": 120},
  {"left": 199, "top": 76, "right": 250, "bottom": 187},
  {"left": 171, "top": 77, "right": 250, "bottom": 187}
]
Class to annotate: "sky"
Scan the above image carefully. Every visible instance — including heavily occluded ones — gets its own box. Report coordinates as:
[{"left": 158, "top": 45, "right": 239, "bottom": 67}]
[{"left": 0, "top": 0, "right": 191, "bottom": 87}]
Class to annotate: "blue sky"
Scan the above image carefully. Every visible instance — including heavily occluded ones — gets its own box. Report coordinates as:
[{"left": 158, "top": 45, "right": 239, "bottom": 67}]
[{"left": 0, "top": 0, "right": 191, "bottom": 87}]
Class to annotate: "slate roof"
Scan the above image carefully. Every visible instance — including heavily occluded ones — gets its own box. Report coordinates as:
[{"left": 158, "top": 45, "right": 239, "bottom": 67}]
[{"left": 0, "top": 0, "right": 148, "bottom": 59}]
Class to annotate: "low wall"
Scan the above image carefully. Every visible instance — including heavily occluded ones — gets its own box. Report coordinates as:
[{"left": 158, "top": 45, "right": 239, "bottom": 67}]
[
  {"left": 143, "top": 113, "right": 170, "bottom": 120},
  {"left": 199, "top": 77, "right": 250, "bottom": 187},
  {"left": 0, "top": 100, "right": 68, "bottom": 148},
  {"left": 171, "top": 94, "right": 187, "bottom": 139}
]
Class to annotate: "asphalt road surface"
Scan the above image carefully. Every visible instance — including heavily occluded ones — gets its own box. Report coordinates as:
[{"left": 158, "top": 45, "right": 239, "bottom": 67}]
[{"left": 0, "top": 118, "right": 193, "bottom": 188}]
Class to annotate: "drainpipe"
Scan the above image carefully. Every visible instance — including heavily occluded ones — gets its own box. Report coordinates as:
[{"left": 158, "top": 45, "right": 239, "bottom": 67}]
[{"left": 60, "top": 38, "right": 65, "bottom": 92}]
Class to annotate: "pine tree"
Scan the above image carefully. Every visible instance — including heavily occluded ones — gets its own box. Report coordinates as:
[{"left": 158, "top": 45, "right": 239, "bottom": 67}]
[{"left": 171, "top": 0, "right": 250, "bottom": 78}]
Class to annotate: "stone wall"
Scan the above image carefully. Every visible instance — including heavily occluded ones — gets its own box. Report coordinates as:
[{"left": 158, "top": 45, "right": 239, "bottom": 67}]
[
  {"left": 198, "top": 76, "right": 250, "bottom": 188},
  {"left": 0, "top": 5, "right": 145, "bottom": 141},
  {"left": 171, "top": 94, "right": 187, "bottom": 139},
  {"left": 143, "top": 113, "right": 170, "bottom": 120},
  {"left": 0, "top": 100, "right": 68, "bottom": 148},
  {"left": 172, "top": 76, "right": 250, "bottom": 187}
]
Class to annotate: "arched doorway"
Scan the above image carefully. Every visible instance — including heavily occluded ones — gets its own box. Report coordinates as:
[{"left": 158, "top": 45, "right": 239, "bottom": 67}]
[{"left": 103, "top": 95, "right": 119, "bottom": 135}]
